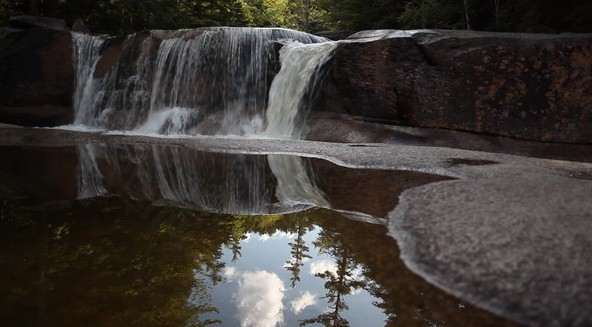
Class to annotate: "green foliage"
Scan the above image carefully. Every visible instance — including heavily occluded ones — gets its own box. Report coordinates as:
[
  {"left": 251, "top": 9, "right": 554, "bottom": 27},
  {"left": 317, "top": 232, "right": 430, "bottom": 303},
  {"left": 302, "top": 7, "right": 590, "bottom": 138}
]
[
  {"left": 0, "top": 0, "right": 27, "bottom": 25},
  {"left": 0, "top": 0, "right": 590, "bottom": 34}
]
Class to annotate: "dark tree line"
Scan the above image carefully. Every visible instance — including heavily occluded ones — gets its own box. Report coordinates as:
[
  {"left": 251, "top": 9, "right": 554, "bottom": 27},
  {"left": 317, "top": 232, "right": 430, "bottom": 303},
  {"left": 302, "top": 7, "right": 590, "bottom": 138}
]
[{"left": 1, "top": 0, "right": 590, "bottom": 34}]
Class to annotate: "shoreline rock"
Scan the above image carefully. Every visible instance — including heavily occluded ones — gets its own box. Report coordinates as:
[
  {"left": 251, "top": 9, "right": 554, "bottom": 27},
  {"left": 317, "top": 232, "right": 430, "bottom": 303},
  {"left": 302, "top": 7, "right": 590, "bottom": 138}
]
[
  {"left": 316, "top": 29, "right": 592, "bottom": 143},
  {"left": 0, "top": 22, "right": 74, "bottom": 127}
]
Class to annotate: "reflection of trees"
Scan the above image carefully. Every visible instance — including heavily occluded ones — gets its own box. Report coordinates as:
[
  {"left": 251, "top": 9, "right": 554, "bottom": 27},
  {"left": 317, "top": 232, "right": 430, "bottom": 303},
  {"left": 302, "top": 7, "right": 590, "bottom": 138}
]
[
  {"left": 285, "top": 215, "right": 313, "bottom": 288},
  {"left": 0, "top": 197, "right": 231, "bottom": 327},
  {"left": 300, "top": 225, "right": 366, "bottom": 327},
  {"left": 0, "top": 198, "right": 515, "bottom": 327}
]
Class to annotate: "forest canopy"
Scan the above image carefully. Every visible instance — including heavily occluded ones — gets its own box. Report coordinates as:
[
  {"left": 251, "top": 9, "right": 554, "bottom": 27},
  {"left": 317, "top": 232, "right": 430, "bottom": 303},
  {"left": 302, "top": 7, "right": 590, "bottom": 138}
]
[{"left": 1, "top": 0, "right": 591, "bottom": 35}]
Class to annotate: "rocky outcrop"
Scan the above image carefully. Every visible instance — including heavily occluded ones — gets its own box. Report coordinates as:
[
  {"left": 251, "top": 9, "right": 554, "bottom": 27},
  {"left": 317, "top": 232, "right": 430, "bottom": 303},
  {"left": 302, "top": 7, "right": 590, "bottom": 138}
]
[
  {"left": 1, "top": 21, "right": 591, "bottom": 143},
  {"left": 0, "top": 17, "right": 74, "bottom": 126},
  {"left": 317, "top": 30, "right": 592, "bottom": 143},
  {"left": 8, "top": 15, "right": 69, "bottom": 31}
]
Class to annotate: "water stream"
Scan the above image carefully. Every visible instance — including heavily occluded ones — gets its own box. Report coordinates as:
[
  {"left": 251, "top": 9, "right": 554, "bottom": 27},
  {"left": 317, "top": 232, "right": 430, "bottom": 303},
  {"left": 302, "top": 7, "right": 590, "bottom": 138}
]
[{"left": 70, "top": 28, "right": 333, "bottom": 137}]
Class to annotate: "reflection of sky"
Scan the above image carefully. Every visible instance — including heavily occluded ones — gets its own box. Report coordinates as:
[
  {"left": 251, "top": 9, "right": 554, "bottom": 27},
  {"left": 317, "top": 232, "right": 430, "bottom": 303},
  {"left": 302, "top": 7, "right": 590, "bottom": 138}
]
[
  {"left": 198, "top": 225, "right": 386, "bottom": 326},
  {"left": 227, "top": 270, "right": 286, "bottom": 327},
  {"left": 290, "top": 291, "right": 317, "bottom": 314}
]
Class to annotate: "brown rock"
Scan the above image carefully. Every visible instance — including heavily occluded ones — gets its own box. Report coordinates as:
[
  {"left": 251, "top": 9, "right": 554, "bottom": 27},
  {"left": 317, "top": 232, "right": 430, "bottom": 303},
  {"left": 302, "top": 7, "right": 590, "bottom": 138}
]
[
  {"left": 0, "top": 26, "right": 74, "bottom": 126},
  {"left": 9, "top": 15, "right": 68, "bottom": 31},
  {"left": 317, "top": 30, "right": 592, "bottom": 143}
]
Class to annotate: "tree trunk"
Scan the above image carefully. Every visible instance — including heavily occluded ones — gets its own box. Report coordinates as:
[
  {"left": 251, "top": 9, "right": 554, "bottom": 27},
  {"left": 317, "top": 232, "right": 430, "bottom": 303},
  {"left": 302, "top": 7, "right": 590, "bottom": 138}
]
[
  {"left": 304, "top": 0, "right": 310, "bottom": 31},
  {"left": 43, "top": 0, "right": 59, "bottom": 18},
  {"left": 463, "top": 0, "right": 471, "bottom": 30},
  {"left": 494, "top": 0, "right": 500, "bottom": 28},
  {"left": 30, "top": 0, "right": 41, "bottom": 16}
]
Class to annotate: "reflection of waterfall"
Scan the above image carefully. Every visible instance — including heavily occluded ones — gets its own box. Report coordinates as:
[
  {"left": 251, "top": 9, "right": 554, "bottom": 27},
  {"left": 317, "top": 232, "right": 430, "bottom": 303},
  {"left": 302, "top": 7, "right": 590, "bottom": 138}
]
[
  {"left": 74, "top": 144, "right": 329, "bottom": 214},
  {"left": 264, "top": 41, "right": 337, "bottom": 139},
  {"left": 267, "top": 154, "right": 328, "bottom": 207},
  {"left": 76, "top": 144, "right": 108, "bottom": 198},
  {"left": 70, "top": 28, "right": 326, "bottom": 136}
]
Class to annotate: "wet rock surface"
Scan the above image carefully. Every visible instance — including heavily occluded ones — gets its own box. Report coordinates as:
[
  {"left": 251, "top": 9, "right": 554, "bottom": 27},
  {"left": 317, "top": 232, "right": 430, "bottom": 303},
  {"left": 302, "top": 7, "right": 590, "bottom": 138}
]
[
  {"left": 389, "top": 173, "right": 592, "bottom": 327},
  {"left": 0, "top": 25, "right": 74, "bottom": 126},
  {"left": 306, "top": 112, "right": 592, "bottom": 163},
  {"left": 317, "top": 29, "right": 592, "bottom": 143},
  {"left": 8, "top": 15, "right": 68, "bottom": 31}
]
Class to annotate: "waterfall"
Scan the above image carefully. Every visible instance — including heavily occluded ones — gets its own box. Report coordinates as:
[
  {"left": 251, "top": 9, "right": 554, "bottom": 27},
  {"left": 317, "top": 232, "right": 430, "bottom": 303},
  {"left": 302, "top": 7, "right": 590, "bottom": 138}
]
[
  {"left": 72, "top": 33, "right": 107, "bottom": 126},
  {"left": 70, "top": 28, "right": 327, "bottom": 136},
  {"left": 264, "top": 41, "right": 337, "bottom": 139}
]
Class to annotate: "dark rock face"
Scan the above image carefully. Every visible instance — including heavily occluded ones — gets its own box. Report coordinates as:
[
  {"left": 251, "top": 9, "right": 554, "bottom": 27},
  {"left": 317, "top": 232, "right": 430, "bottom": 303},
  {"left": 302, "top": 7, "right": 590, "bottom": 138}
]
[
  {"left": 9, "top": 15, "right": 68, "bottom": 31},
  {"left": 72, "top": 19, "right": 90, "bottom": 34},
  {"left": 0, "top": 26, "right": 74, "bottom": 126},
  {"left": 317, "top": 30, "right": 592, "bottom": 143}
]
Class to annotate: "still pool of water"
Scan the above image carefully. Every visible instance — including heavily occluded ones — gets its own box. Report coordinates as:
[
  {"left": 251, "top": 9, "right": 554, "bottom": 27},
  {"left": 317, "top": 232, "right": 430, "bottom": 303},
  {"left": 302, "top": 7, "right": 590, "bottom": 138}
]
[{"left": 0, "top": 142, "right": 523, "bottom": 327}]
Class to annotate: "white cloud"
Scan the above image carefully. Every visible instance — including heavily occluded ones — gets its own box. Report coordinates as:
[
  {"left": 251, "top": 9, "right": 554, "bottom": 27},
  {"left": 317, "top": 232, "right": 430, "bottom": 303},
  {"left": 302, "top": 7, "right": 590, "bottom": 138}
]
[
  {"left": 234, "top": 270, "right": 286, "bottom": 327},
  {"left": 290, "top": 291, "right": 317, "bottom": 314}
]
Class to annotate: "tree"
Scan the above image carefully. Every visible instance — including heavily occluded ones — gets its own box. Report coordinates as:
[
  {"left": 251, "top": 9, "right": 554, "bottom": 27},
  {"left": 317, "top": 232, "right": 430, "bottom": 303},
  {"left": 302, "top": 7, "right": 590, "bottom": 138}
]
[{"left": 462, "top": 0, "right": 470, "bottom": 29}]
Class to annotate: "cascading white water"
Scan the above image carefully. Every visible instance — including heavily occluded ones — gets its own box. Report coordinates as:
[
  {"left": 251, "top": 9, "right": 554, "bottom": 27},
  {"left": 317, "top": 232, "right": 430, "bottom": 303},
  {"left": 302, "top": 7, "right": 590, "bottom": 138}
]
[
  {"left": 72, "top": 33, "right": 107, "bottom": 126},
  {"left": 264, "top": 41, "right": 337, "bottom": 139},
  {"left": 70, "top": 28, "right": 328, "bottom": 136},
  {"left": 72, "top": 29, "right": 336, "bottom": 212}
]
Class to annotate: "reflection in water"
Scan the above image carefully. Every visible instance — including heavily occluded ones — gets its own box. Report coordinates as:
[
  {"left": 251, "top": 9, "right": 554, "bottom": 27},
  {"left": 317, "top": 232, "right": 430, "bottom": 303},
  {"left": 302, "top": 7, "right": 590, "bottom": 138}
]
[
  {"left": 76, "top": 144, "right": 108, "bottom": 198},
  {"left": 0, "top": 197, "right": 523, "bottom": 327},
  {"left": 76, "top": 143, "right": 323, "bottom": 214},
  {"left": 226, "top": 269, "right": 286, "bottom": 327},
  {"left": 0, "top": 144, "right": 523, "bottom": 326},
  {"left": 0, "top": 143, "right": 448, "bottom": 218},
  {"left": 267, "top": 154, "right": 328, "bottom": 208}
]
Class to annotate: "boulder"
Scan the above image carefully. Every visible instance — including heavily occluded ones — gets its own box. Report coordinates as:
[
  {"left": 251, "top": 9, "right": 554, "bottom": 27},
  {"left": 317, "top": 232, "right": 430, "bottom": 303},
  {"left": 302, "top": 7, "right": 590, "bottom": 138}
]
[
  {"left": 9, "top": 15, "right": 68, "bottom": 31},
  {"left": 72, "top": 19, "right": 90, "bottom": 34},
  {"left": 0, "top": 26, "right": 74, "bottom": 126},
  {"left": 317, "top": 29, "right": 592, "bottom": 143}
]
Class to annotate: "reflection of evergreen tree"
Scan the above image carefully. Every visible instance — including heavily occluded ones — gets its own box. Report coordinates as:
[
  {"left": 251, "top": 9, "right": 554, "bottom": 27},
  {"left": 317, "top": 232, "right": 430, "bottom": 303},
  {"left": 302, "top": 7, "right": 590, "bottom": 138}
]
[
  {"left": 300, "top": 227, "right": 366, "bottom": 327},
  {"left": 0, "top": 197, "right": 231, "bottom": 327},
  {"left": 223, "top": 216, "right": 249, "bottom": 263},
  {"left": 285, "top": 216, "right": 313, "bottom": 288}
]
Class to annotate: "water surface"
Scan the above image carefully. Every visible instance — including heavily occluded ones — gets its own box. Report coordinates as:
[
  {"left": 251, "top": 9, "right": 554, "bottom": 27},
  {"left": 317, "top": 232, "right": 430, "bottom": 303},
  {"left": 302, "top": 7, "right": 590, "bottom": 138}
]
[{"left": 0, "top": 142, "right": 524, "bottom": 327}]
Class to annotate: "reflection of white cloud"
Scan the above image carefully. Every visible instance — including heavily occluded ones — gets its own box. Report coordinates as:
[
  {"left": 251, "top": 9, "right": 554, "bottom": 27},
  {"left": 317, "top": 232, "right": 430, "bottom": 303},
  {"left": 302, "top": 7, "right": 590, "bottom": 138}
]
[
  {"left": 234, "top": 270, "right": 286, "bottom": 327},
  {"left": 291, "top": 291, "right": 317, "bottom": 314},
  {"left": 310, "top": 259, "right": 338, "bottom": 275},
  {"left": 284, "top": 256, "right": 312, "bottom": 268},
  {"left": 258, "top": 231, "right": 296, "bottom": 242},
  {"left": 258, "top": 234, "right": 272, "bottom": 241},
  {"left": 309, "top": 260, "right": 365, "bottom": 282},
  {"left": 224, "top": 266, "right": 237, "bottom": 279}
]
